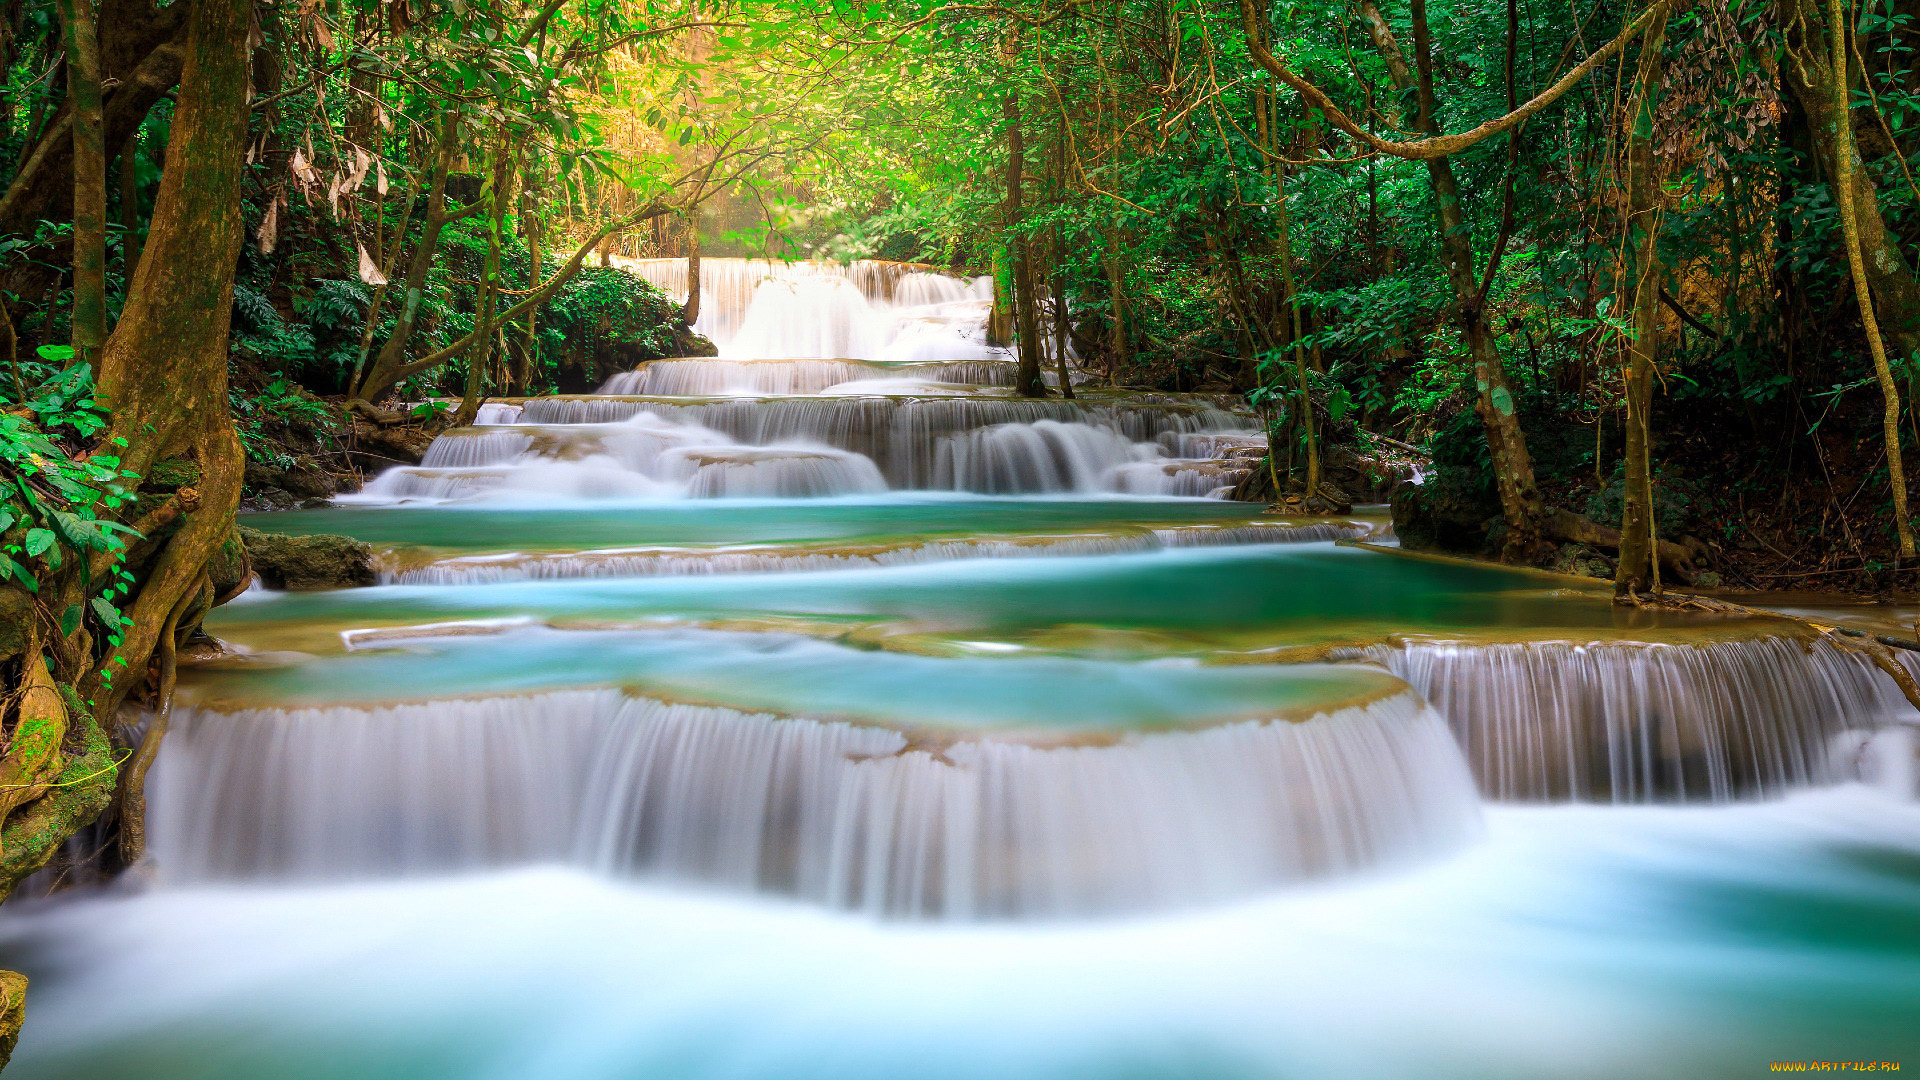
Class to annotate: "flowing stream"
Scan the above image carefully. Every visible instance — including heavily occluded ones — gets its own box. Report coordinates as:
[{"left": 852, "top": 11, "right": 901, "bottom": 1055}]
[{"left": 2, "top": 259, "right": 1916, "bottom": 1078}]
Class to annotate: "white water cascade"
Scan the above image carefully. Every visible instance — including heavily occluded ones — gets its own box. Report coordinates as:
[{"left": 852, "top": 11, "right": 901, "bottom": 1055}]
[
  {"left": 601, "top": 357, "right": 1023, "bottom": 396},
  {"left": 363, "top": 398, "right": 1263, "bottom": 502},
  {"left": 148, "top": 688, "right": 1480, "bottom": 918},
  {"left": 1341, "top": 635, "right": 1920, "bottom": 802},
  {"left": 346, "top": 254, "right": 1265, "bottom": 503},
  {"left": 614, "top": 257, "right": 1003, "bottom": 363}
]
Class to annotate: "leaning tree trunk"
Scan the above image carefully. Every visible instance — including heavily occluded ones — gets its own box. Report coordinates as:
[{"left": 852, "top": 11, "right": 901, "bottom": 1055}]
[
  {"left": 455, "top": 129, "right": 516, "bottom": 429},
  {"left": 683, "top": 209, "right": 702, "bottom": 328},
  {"left": 1781, "top": 0, "right": 1920, "bottom": 360},
  {"left": 1005, "top": 94, "right": 1047, "bottom": 398},
  {"left": 0, "top": 0, "right": 188, "bottom": 319},
  {"left": 1615, "top": 3, "right": 1672, "bottom": 596},
  {"left": 1784, "top": 0, "right": 1919, "bottom": 562},
  {"left": 0, "top": 0, "right": 253, "bottom": 1061},
  {"left": 352, "top": 111, "right": 484, "bottom": 405},
  {"left": 1361, "top": 0, "right": 1550, "bottom": 557}
]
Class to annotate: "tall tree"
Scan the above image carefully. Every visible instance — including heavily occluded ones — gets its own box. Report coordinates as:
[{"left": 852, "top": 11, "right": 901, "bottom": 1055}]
[
  {"left": 54, "top": 0, "right": 105, "bottom": 370},
  {"left": 1615, "top": 2, "right": 1673, "bottom": 595},
  {"left": 0, "top": 0, "right": 255, "bottom": 1059}
]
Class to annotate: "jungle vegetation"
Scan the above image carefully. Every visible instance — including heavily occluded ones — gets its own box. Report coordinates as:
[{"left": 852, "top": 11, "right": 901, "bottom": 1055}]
[{"left": 0, "top": 0, "right": 1915, "bottom": 1058}]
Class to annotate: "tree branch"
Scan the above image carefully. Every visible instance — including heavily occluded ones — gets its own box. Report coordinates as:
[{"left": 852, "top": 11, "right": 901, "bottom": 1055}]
[{"left": 1237, "top": 0, "right": 1663, "bottom": 161}]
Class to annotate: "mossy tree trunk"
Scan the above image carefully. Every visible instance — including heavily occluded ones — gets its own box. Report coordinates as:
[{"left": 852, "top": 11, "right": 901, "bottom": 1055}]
[
  {"left": 683, "top": 208, "right": 703, "bottom": 327},
  {"left": 1615, "top": 3, "right": 1671, "bottom": 596},
  {"left": 0, "top": 0, "right": 254, "bottom": 1060},
  {"left": 1360, "top": 0, "right": 1551, "bottom": 558},
  {"left": 1781, "top": 0, "right": 1919, "bottom": 562},
  {"left": 55, "top": 0, "right": 106, "bottom": 372},
  {"left": 1004, "top": 89, "right": 1046, "bottom": 398}
]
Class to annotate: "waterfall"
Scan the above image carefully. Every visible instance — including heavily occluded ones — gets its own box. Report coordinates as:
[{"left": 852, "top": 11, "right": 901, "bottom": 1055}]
[
  {"left": 147, "top": 688, "right": 1481, "bottom": 918},
  {"left": 1340, "top": 636, "right": 1920, "bottom": 802},
  {"left": 611, "top": 257, "right": 1005, "bottom": 363},
  {"left": 508, "top": 398, "right": 1251, "bottom": 471},
  {"left": 723, "top": 277, "right": 889, "bottom": 359},
  {"left": 373, "top": 520, "right": 1372, "bottom": 585},
  {"left": 473, "top": 402, "right": 524, "bottom": 425},
  {"left": 600, "top": 358, "right": 1021, "bottom": 396},
  {"left": 928, "top": 420, "right": 1156, "bottom": 494},
  {"left": 363, "top": 398, "right": 1262, "bottom": 502}
]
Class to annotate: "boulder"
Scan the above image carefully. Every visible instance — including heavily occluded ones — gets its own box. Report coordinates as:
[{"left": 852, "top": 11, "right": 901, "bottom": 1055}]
[
  {"left": 674, "top": 328, "right": 719, "bottom": 358},
  {"left": 238, "top": 527, "right": 376, "bottom": 590},
  {"left": 1391, "top": 477, "right": 1502, "bottom": 555}
]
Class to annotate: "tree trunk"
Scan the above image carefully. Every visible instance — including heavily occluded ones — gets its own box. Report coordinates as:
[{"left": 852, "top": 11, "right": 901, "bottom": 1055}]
[
  {"left": 988, "top": 247, "right": 1014, "bottom": 347},
  {"left": 57, "top": 0, "right": 107, "bottom": 371},
  {"left": 0, "top": 0, "right": 185, "bottom": 229},
  {"left": 1273, "top": 168, "right": 1321, "bottom": 503},
  {"left": 1615, "top": 3, "right": 1672, "bottom": 596},
  {"left": 516, "top": 204, "right": 541, "bottom": 395},
  {"left": 119, "top": 137, "right": 143, "bottom": 279},
  {"left": 455, "top": 130, "right": 514, "bottom": 428},
  {"left": 1103, "top": 226, "right": 1130, "bottom": 380},
  {"left": 352, "top": 111, "right": 478, "bottom": 403},
  {"left": 1361, "top": 0, "right": 1549, "bottom": 556},
  {"left": 1792, "top": 0, "right": 1919, "bottom": 561},
  {"left": 1005, "top": 94, "right": 1046, "bottom": 397},
  {"left": 1781, "top": 0, "right": 1920, "bottom": 360},
  {"left": 1048, "top": 130, "right": 1073, "bottom": 399},
  {"left": 1, "top": 0, "right": 253, "bottom": 1056},
  {"left": 683, "top": 209, "right": 702, "bottom": 328}
]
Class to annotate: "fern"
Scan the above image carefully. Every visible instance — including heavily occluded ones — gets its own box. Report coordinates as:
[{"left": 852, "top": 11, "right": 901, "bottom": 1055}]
[
  {"left": 303, "top": 279, "right": 371, "bottom": 334},
  {"left": 231, "top": 284, "right": 283, "bottom": 335}
]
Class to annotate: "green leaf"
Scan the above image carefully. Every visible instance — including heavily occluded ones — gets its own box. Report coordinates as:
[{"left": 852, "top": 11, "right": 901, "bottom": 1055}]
[
  {"left": 23, "top": 528, "right": 54, "bottom": 557},
  {"left": 60, "top": 604, "right": 82, "bottom": 638},
  {"left": 90, "top": 597, "right": 119, "bottom": 627},
  {"left": 0, "top": 554, "right": 37, "bottom": 593},
  {"left": 35, "top": 345, "right": 75, "bottom": 362}
]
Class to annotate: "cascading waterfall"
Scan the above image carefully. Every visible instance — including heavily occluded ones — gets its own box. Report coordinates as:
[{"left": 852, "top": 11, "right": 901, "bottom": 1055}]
[
  {"left": 600, "top": 357, "right": 1021, "bottom": 396},
  {"left": 360, "top": 396, "right": 1263, "bottom": 501},
  {"left": 612, "top": 257, "right": 1001, "bottom": 362},
  {"left": 147, "top": 688, "right": 1481, "bottom": 918},
  {"left": 1340, "top": 635, "right": 1920, "bottom": 802},
  {"left": 358, "top": 256, "right": 1260, "bottom": 504}
]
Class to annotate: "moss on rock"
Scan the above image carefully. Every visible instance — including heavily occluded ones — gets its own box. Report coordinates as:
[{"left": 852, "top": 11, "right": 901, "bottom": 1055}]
[{"left": 238, "top": 526, "right": 376, "bottom": 590}]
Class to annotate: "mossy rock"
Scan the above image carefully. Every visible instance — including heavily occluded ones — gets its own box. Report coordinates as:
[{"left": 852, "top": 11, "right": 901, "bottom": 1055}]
[
  {"left": 238, "top": 527, "right": 375, "bottom": 590},
  {"left": 244, "top": 461, "right": 338, "bottom": 501},
  {"left": 1391, "top": 474, "right": 1501, "bottom": 555},
  {"left": 1552, "top": 542, "right": 1616, "bottom": 580},
  {"left": 674, "top": 328, "right": 719, "bottom": 358}
]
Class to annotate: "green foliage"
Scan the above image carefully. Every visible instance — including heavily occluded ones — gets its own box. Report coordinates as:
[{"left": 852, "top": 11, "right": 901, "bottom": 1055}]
[
  {"left": 1586, "top": 466, "right": 1704, "bottom": 543},
  {"left": 229, "top": 378, "right": 339, "bottom": 469},
  {"left": 0, "top": 361, "right": 141, "bottom": 685},
  {"left": 542, "top": 267, "right": 684, "bottom": 363}
]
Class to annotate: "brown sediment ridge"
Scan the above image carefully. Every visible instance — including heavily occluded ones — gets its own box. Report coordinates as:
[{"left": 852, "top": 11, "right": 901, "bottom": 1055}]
[
  {"left": 1203, "top": 620, "right": 1828, "bottom": 666},
  {"left": 367, "top": 519, "right": 1370, "bottom": 583},
  {"left": 176, "top": 649, "right": 1411, "bottom": 752}
]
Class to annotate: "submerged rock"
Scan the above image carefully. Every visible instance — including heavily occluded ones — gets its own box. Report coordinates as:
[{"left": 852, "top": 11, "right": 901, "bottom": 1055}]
[{"left": 237, "top": 527, "right": 376, "bottom": 590}]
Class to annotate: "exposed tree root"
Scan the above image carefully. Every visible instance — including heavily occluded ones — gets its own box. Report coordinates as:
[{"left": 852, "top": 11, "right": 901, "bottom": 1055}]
[
  {"left": 1545, "top": 508, "right": 1700, "bottom": 582},
  {"left": 0, "top": 969, "right": 24, "bottom": 1070}
]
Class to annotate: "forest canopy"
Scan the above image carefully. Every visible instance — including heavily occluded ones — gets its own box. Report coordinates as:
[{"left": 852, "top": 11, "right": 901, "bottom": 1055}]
[{"left": 0, "top": 8, "right": 1918, "bottom": 1043}]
